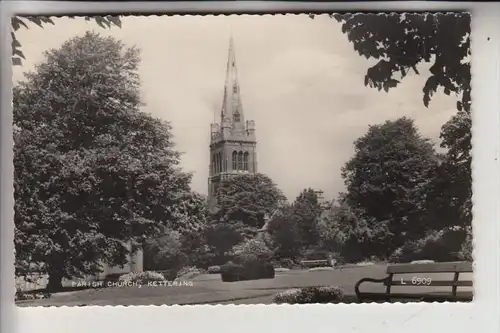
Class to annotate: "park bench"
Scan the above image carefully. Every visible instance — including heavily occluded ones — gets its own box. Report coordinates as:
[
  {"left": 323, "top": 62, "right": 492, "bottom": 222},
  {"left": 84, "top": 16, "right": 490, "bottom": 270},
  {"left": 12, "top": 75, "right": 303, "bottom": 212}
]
[
  {"left": 300, "top": 259, "right": 331, "bottom": 268},
  {"left": 355, "top": 261, "right": 473, "bottom": 302}
]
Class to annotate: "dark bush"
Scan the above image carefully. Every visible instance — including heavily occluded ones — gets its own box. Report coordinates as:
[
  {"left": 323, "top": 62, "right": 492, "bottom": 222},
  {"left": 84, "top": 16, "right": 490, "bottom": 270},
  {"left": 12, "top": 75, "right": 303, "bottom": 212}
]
[
  {"left": 275, "top": 258, "right": 300, "bottom": 269},
  {"left": 207, "top": 265, "right": 221, "bottom": 274},
  {"left": 157, "top": 269, "right": 178, "bottom": 281},
  {"left": 273, "top": 286, "right": 344, "bottom": 304},
  {"left": 221, "top": 260, "right": 275, "bottom": 282},
  {"left": 103, "top": 273, "right": 122, "bottom": 283},
  {"left": 15, "top": 289, "right": 51, "bottom": 301},
  {"left": 389, "top": 228, "right": 466, "bottom": 263},
  {"left": 220, "top": 261, "right": 246, "bottom": 282}
]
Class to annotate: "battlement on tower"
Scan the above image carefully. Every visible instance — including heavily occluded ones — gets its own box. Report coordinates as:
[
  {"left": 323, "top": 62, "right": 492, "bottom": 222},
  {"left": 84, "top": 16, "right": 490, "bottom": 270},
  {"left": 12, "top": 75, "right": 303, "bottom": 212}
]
[{"left": 210, "top": 121, "right": 256, "bottom": 145}]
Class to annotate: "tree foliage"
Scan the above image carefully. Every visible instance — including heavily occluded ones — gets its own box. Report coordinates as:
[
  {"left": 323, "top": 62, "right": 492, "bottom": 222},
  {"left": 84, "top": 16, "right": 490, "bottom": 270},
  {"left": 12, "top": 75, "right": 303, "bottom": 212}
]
[
  {"left": 12, "top": 15, "right": 121, "bottom": 66},
  {"left": 14, "top": 32, "right": 190, "bottom": 290},
  {"left": 341, "top": 117, "right": 439, "bottom": 258},
  {"left": 144, "top": 228, "right": 186, "bottom": 271},
  {"left": 214, "top": 173, "right": 286, "bottom": 229},
  {"left": 319, "top": 194, "right": 391, "bottom": 262},
  {"left": 438, "top": 110, "right": 472, "bottom": 224},
  {"left": 231, "top": 236, "right": 273, "bottom": 262},
  {"left": 333, "top": 13, "right": 471, "bottom": 113},
  {"left": 290, "top": 188, "right": 323, "bottom": 247},
  {"left": 331, "top": 13, "right": 473, "bottom": 261},
  {"left": 267, "top": 204, "right": 303, "bottom": 259}
]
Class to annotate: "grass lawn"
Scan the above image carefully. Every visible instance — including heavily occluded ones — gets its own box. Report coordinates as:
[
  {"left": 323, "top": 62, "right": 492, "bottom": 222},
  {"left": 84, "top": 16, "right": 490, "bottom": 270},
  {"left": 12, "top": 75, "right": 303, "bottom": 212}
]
[{"left": 16, "top": 264, "right": 471, "bottom": 306}]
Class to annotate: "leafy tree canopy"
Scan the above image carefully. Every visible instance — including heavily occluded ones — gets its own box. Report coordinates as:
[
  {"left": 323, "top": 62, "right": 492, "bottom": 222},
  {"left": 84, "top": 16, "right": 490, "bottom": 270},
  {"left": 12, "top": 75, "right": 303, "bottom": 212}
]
[
  {"left": 12, "top": 15, "right": 121, "bottom": 66},
  {"left": 341, "top": 117, "right": 439, "bottom": 256},
  {"left": 425, "top": 110, "right": 472, "bottom": 230},
  {"left": 291, "top": 188, "right": 323, "bottom": 247},
  {"left": 14, "top": 32, "right": 190, "bottom": 290},
  {"left": 333, "top": 13, "right": 471, "bottom": 113},
  {"left": 267, "top": 204, "right": 303, "bottom": 259},
  {"left": 214, "top": 173, "right": 286, "bottom": 229}
]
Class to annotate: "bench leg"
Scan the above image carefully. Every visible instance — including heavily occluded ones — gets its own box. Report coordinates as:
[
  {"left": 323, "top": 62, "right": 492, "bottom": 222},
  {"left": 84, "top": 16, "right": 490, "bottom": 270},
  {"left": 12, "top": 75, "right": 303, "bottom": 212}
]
[
  {"left": 355, "top": 275, "right": 392, "bottom": 302},
  {"left": 452, "top": 272, "right": 459, "bottom": 297},
  {"left": 385, "top": 273, "right": 393, "bottom": 302}
]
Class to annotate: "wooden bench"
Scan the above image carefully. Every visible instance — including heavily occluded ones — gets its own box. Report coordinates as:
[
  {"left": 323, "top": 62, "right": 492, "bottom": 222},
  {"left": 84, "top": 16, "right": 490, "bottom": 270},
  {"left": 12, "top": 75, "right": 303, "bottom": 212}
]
[
  {"left": 301, "top": 259, "right": 331, "bottom": 268},
  {"left": 355, "top": 261, "right": 473, "bottom": 302}
]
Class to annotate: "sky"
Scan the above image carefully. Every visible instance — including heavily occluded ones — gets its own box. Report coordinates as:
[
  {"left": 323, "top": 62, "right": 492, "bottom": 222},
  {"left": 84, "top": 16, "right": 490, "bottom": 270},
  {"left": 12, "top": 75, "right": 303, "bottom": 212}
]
[{"left": 12, "top": 15, "right": 459, "bottom": 202}]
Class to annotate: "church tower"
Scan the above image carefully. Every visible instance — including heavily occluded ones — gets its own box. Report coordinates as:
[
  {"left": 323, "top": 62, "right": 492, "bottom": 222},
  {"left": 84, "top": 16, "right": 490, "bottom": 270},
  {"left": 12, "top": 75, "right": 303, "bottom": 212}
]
[{"left": 208, "top": 37, "right": 257, "bottom": 206}]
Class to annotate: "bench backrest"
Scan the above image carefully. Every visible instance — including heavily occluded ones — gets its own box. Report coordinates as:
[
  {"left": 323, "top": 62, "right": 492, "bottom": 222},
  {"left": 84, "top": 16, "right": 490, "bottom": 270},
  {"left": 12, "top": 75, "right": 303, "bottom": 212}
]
[{"left": 386, "top": 261, "right": 472, "bottom": 274}]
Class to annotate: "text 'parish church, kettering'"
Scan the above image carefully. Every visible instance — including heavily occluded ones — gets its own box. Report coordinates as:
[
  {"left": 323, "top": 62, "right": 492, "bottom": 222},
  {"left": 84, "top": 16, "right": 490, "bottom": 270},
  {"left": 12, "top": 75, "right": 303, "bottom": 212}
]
[{"left": 208, "top": 36, "right": 258, "bottom": 207}]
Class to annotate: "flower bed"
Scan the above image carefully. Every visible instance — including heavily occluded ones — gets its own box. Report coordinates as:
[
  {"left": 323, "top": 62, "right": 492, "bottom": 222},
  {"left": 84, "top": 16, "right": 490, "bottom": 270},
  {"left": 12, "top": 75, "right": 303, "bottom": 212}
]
[
  {"left": 207, "top": 265, "right": 221, "bottom": 274},
  {"left": 118, "top": 271, "right": 166, "bottom": 284},
  {"left": 273, "top": 286, "right": 344, "bottom": 304}
]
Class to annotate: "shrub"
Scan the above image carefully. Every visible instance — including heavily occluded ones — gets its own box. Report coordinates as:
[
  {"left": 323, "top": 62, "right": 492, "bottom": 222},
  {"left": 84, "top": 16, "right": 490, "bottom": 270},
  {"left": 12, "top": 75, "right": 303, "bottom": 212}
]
[
  {"left": 309, "top": 267, "right": 334, "bottom": 272},
  {"left": 220, "top": 260, "right": 275, "bottom": 282},
  {"left": 15, "top": 289, "right": 51, "bottom": 301},
  {"left": 275, "top": 258, "right": 299, "bottom": 269},
  {"left": 458, "top": 226, "right": 473, "bottom": 261},
  {"left": 176, "top": 266, "right": 202, "bottom": 279},
  {"left": 207, "top": 265, "right": 221, "bottom": 274},
  {"left": 118, "top": 271, "right": 166, "bottom": 284},
  {"left": 156, "top": 269, "right": 178, "bottom": 280},
  {"left": 273, "top": 286, "right": 344, "bottom": 304},
  {"left": 220, "top": 261, "right": 245, "bottom": 282},
  {"left": 231, "top": 237, "right": 273, "bottom": 262},
  {"left": 356, "top": 261, "right": 375, "bottom": 266},
  {"left": 275, "top": 267, "right": 290, "bottom": 272},
  {"left": 411, "top": 260, "right": 435, "bottom": 264},
  {"left": 103, "top": 273, "right": 122, "bottom": 283},
  {"left": 273, "top": 288, "right": 302, "bottom": 303},
  {"left": 389, "top": 228, "right": 465, "bottom": 263}
]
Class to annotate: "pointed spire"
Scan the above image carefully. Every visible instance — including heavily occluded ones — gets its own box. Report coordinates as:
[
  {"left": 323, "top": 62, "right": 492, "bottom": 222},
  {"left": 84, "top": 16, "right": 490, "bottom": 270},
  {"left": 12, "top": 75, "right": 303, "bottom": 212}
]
[{"left": 221, "top": 35, "right": 245, "bottom": 132}]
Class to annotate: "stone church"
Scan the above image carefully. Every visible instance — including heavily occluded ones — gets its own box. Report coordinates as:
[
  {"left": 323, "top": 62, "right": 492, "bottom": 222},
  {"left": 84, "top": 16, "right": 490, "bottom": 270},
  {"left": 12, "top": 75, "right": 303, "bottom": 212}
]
[
  {"left": 208, "top": 37, "right": 258, "bottom": 207},
  {"left": 100, "top": 37, "right": 255, "bottom": 277}
]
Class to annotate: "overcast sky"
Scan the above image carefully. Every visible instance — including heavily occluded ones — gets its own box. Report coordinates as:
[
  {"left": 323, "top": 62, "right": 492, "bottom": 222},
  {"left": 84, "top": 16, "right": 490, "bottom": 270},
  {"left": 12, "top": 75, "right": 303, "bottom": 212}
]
[{"left": 13, "top": 15, "right": 458, "bottom": 202}]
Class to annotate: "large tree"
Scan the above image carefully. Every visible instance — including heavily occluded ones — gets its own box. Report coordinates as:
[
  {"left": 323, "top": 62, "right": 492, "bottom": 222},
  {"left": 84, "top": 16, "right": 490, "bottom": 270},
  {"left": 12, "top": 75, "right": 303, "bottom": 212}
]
[
  {"left": 290, "top": 188, "right": 323, "bottom": 248},
  {"left": 341, "top": 117, "right": 439, "bottom": 257},
  {"left": 12, "top": 16, "right": 121, "bottom": 66},
  {"left": 14, "top": 32, "right": 191, "bottom": 290},
  {"left": 214, "top": 173, "right": 286, "bottom": 229},
  {"left": 266, "top": 204, "right": 303, "bottom": 260},
  {"left": 318, "top": 194, "right": 389, "bottom": 263},
  {"left": 334, "top": 13, "right": 472, "bottom": 228}
]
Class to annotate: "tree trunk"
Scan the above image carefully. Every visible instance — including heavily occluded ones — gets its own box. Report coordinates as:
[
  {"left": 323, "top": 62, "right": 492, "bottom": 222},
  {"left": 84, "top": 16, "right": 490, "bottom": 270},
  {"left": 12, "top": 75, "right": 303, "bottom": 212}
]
[{"left": 47, "top": 270, "right": 64, "bottom": 291}]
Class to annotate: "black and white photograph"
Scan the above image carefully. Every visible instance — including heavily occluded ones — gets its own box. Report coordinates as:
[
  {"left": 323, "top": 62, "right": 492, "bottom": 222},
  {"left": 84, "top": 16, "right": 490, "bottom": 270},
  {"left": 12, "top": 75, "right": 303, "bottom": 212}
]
[{"left": 12, "top": 12, "right": 473, "bottom": 307}]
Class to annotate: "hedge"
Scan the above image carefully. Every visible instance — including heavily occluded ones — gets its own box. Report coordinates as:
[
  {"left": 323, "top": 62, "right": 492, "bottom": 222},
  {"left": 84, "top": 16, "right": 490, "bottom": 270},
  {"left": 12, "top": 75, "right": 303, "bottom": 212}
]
[
  {"left": 273, "top": 286, "right": 344, "bottom": 304},
  {"left": 221, "top": 260, "right": 275, "bottom": 282}
]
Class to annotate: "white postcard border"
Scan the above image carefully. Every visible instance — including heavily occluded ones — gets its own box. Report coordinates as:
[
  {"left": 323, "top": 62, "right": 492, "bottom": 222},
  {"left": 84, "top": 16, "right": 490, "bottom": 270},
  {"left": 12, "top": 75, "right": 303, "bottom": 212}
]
[{"left": 1, "top": 2, "right": 499, "bottom": 333}]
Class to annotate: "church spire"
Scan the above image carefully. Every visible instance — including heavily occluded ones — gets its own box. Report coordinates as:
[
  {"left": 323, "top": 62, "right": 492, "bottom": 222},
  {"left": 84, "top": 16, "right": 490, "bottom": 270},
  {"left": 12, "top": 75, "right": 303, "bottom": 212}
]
[
  {"left": 208, "top": 35, "right": 257, "bottom": 206},
  {"left": 221, "top": 36, "right": 245, "bottom": 131}
]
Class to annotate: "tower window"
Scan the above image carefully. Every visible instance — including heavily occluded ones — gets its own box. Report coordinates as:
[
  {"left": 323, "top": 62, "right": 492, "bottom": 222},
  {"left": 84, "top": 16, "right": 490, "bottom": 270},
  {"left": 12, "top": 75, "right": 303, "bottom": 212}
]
[
  {"left": 243, "top": 152, "right": 249, "bottom": 171},
  {"left": 233, "top": 112, "right": 240, "bottom": 122},
  {"left": 232, "top": 151, "right": 237, "bottom": 170},
  {"left": 237, "top": 151, "right": 243, "bottom": 171},
  {"left": 212, "top": 155, "right": 216, "bottom": 175},
  {"left": 215, "top": 153, "right": 218, "bottom": 174},
  {"left": 233, "top": 84, "right": 238, "bottom": 94}
]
